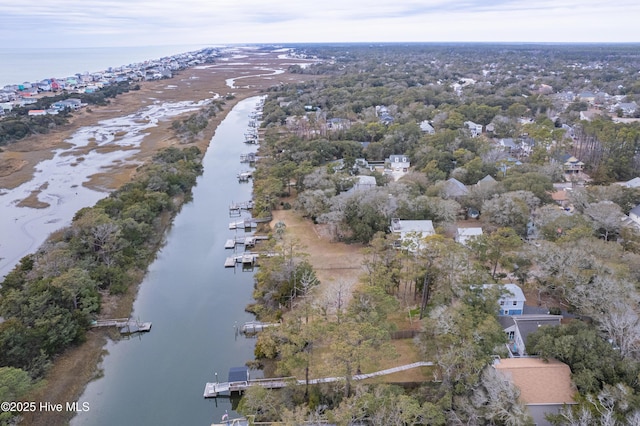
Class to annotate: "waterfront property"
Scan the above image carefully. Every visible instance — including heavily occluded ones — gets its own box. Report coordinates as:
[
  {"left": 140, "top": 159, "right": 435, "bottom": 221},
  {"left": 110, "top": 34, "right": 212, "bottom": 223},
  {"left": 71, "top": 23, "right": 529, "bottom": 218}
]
[{"left": 203, "top": 362, "right": 434, "bottom": 398}]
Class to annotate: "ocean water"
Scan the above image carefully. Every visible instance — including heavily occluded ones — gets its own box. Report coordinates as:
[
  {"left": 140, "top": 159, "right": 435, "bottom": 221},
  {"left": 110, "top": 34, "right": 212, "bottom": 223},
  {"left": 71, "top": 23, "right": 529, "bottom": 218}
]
[{"left": 0, "top": 45, "right": 211, "bottom": 87}]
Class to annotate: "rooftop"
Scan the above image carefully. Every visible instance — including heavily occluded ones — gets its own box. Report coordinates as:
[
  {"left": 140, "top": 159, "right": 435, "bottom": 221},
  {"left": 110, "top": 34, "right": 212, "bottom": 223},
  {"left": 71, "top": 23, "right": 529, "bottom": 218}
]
[{"left": 494, "top": 358, "right": 576, "bottom": 405}]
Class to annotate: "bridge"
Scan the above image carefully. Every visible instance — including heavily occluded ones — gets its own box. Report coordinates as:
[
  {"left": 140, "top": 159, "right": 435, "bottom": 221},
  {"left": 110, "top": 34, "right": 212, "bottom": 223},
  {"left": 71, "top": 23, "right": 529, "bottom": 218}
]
[{"left": 203, "top": 361, "right": 433, "bottom": 398}]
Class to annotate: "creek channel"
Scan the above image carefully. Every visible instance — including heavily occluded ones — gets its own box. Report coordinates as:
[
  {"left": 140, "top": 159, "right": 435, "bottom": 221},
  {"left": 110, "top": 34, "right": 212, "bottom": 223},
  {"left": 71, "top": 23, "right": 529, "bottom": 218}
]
[{"left": 71, "top": 96, "right": 264, "bottom": 425}]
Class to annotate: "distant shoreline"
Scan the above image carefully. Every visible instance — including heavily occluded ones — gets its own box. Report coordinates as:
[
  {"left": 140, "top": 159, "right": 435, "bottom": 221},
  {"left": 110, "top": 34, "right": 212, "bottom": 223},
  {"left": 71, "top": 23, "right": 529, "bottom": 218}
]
[{"left": 0, "top": 45, "right": 214, "bottom": 88}]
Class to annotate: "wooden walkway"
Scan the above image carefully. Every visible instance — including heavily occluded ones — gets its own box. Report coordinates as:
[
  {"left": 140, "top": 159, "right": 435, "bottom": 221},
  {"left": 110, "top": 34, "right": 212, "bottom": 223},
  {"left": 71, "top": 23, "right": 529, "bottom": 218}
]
[{"left": 203, "top": 361, "right": 433, "bottom": 397}]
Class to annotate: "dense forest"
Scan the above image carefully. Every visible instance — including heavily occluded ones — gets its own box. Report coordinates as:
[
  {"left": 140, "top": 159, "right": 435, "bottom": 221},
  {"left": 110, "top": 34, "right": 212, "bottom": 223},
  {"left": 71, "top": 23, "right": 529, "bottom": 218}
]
[{"left": 236, "top": 44, "right": 640, "bottom": 425}]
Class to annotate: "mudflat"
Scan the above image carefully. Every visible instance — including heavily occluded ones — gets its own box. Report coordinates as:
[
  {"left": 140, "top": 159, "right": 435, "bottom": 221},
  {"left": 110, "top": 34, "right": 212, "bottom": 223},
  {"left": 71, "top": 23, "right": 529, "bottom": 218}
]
[{"left": 0, "top": 48, "right": 319, "bottom": 192}]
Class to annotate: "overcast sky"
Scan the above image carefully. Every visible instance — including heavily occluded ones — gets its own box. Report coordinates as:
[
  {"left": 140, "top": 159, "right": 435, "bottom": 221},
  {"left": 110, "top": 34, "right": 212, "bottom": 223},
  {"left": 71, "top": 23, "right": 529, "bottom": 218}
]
[{"left": 1, "top": 0, "right": 639, "bottom": 48}]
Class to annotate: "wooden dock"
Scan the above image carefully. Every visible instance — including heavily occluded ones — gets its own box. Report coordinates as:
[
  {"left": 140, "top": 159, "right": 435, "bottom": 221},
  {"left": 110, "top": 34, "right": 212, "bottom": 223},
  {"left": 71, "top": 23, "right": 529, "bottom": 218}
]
[
  {"left": 228, "top": 219, "right": 257, "bottom": 230},
  {"left": 224, "top": 235, "right": 268, "bottom": 249},
  {"left": 203, "top": 362, "right": 434, "bottom": 398},
  {"left": 239, "top": 153, "right": 256, "bottom": 163},
  {"left": 90, "top": 318, "right": 152, "bottom": 334},
  {"left": 223, "top": 251, "right": 276, "bottom": 267},
  {"left": 240, "top": 321, "right": 280, "bottom": 334}
]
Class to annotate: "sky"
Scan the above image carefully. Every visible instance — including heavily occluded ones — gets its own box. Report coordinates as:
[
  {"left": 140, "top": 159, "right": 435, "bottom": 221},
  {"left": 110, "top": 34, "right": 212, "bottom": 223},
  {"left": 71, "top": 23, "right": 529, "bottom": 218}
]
[{"left": 1, "top": 0, "right": 639, "bottom": 48}]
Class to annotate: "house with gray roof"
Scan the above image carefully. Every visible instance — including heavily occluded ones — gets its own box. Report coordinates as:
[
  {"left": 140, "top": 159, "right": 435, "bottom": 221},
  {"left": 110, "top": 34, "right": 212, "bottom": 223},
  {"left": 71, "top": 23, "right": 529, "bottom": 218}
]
[
  {"left": 419, "top": 120, "right": 435, "bottom": 134},
  {"left": 390, "top": 218, "right": 435, "bottom": 251},
  {"left": 442, "top": 177, "right": 469, "bottom": 198},
  {"left": 464, "top": 120, "right": 483, "bottom": 137},
  {"left": 499, "top": 314, "right": 563, "bottom": 357}
]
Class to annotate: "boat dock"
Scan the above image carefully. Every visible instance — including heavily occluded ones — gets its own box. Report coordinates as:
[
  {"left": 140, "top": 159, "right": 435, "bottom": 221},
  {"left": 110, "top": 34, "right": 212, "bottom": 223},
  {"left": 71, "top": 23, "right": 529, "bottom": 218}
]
[
  {"left": 240, "top": 320, "right": 280, "bottom": 334},
  {"left": 90, "top": 318, "right": 152, "bottom": 334},
  {"left": 228, "top": 216, "right": 272, "bottom": 230},
  {"left": 224, "top": 251, "right": 276, "bottom": 268},
  {"left": 229, "top": 200, "right": 254, "bottom": 216},
  {"left": 237, "top": 171, "right": 253, "bottom": 181},
  {"left": 203, "top": 362, "right": 434, "bottom": 398},
  {"left": 224, "top": 253, "right": 259, "bottom": 267},
  {"left": 224, "top": 235, "right": 268, "bottom": 249},
  {"left": 239, "top": 153, "right": 256, "bottom": 163}
]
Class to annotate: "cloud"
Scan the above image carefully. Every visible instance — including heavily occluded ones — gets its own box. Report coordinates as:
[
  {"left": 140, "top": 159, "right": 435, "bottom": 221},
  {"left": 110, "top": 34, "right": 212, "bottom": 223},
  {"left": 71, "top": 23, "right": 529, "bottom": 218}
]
[{"left": 0, "top": 0, "right": 638, "bottom": 47}]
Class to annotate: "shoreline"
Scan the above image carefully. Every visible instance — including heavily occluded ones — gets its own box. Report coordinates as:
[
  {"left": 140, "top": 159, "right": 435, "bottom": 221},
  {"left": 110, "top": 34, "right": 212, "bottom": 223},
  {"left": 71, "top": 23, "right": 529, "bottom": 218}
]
[{"left": 7, "top": 48, "right": 322, "bottom": 426}]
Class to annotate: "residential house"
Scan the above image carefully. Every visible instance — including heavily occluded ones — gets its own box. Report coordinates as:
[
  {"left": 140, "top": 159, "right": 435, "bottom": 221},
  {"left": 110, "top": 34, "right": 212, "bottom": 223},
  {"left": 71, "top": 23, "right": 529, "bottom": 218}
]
[
  {"left": 390, "top": 219, "right": 435, "bottom": 251},
  {"left": 620, "top": 177, "right": 640, "bottom": 188},
  {"left": 493, "top": 357, "right": 576, "bottom": 426},
  {"left": 628, "top": 204, "right": 640, "bottom": 228},
  {"left": 419, "top": 120, "right": 435, "bottom": 134},
  {"left": 611, "top": 101, "right": 638, "bottom": 116},
  {"left": 484, "top": 283, "right": 526, "bottom": 316},
  {"left": 476, "top": 174, "right": 497, "bottom": 188},
  {"left": 499, "top": 138, "right": 518, "bottom": 154},
  {"left": 455, "top": 227, "right": 483, "bottom": 246},
  {"left": 499, "top": 314, "right": 563, "bottom": 357},
  {"left": 345, "top": 175, "right": 377, "bottom": 194},
  {"left": 464, "top": 120, "right": 483, "bottom": 137},
  {"left": 578, "top": 91, "right": 596, "bottom": 104},
  {"left": 386, "top": 155, "right": 410, "bottom": 172},
  {"left": 562, "top": 155, "right": 584, "bottom": 174},
  {"left": 442, "top": 177, "right": 469, "bottom": 198},
  {"left": 376, "top": 105, "right": 394, "bottom": 125}
]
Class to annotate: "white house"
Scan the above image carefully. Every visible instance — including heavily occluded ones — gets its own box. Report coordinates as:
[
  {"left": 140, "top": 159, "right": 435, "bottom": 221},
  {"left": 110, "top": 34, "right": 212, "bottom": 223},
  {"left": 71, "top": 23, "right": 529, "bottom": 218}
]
[
  {"left": 386, "top": 155, "right": 410, "bottom": 172},
  {"left": 464, "top": 120, "right": 483, "bottom": 137},
  {"left": 390, "top": 218, "right": 435, "bottom": 251},
  {"left": 628, "top": 204, "right": 640, "bottom": 228},
  {"left": 419, "top": 120, "right": 435, "bottom": 134},
  {"left": 455, "top": 227, "right": 483, "bottom": 246},
  {"left": 620, "top": 177, "right": 640, "bottom": 188}
]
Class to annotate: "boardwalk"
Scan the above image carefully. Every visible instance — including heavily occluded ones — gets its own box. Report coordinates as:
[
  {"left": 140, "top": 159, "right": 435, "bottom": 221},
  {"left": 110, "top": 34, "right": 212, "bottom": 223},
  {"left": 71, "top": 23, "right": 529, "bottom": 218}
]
[{"left": 203, "top": 362, "right": 433, "bottom": 397}]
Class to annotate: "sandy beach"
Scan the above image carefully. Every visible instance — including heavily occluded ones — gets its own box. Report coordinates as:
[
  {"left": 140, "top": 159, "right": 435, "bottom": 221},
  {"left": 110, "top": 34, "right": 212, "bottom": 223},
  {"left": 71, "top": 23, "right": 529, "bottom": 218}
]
[{"left": 0, "top": 47, "right": 320, "bottom": 279}]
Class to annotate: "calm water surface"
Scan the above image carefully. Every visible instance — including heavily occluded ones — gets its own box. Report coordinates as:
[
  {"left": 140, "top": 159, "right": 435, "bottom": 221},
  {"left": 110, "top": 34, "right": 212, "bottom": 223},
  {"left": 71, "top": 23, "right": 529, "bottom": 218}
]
[
  {"left": 71, "top": 96, "right": 263, "bottom": 426},
  {"left": 0, "top": 45, "right": 209, "bottom": 87}
]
